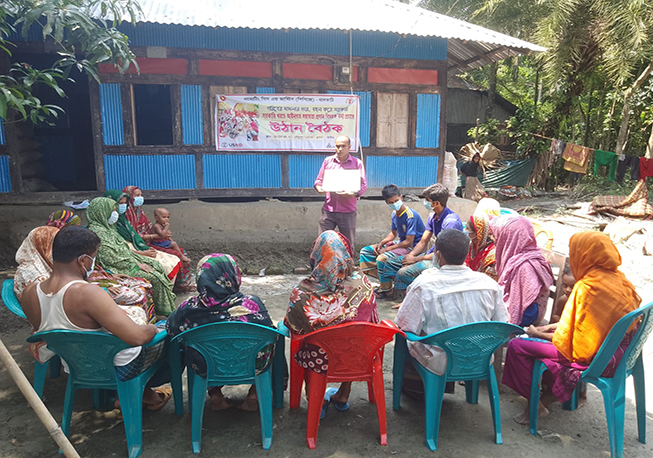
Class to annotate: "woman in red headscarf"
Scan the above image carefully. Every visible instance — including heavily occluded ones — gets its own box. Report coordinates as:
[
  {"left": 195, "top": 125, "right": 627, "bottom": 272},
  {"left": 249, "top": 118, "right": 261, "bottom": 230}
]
[{"left": 122, "top": 186, "right": 194, "bottom": 292}]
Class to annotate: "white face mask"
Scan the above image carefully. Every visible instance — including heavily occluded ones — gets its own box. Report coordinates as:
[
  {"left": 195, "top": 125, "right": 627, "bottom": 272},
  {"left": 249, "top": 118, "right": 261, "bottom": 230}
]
[
  {"left": 80, "top": 254, "right": 96, "bottom": 279},
  {"left": 107, "top": 211, "right": 119, "bottom": 226},
  {"left": 133, "top": 196, "right": 144, "bottom": 207},
  {"left": 388, "top": 200, "right": 403, "bottom": 212},
  {"left": 118, "top": 203, "right": 128, "bottom": 214}
]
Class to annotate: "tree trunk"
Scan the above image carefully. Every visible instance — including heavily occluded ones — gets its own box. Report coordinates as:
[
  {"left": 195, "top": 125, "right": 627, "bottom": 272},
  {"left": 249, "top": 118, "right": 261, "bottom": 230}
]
[
  {"left": 646, "top": 123, "right": 653, "bottom": 159},
  {"left": 583, "top": 83, "right": 594, "bottom": 148},
  {"left": 615, "top": 60, "right": 653, "bottom": 156},
  {"left": 485, "top": 62, "right": 497, "bottom": 120}
]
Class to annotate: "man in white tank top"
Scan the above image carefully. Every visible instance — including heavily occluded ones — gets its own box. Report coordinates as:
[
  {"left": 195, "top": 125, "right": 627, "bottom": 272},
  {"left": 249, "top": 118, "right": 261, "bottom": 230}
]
[{"left": 21, "top": 225, "right": 170, "bottom": 409}]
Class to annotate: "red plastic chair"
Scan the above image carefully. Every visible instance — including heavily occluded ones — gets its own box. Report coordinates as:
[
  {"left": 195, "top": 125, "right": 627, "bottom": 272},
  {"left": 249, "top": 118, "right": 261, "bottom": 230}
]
[{"left": 293, "top": 320, "right": 404, "bottom": 449}]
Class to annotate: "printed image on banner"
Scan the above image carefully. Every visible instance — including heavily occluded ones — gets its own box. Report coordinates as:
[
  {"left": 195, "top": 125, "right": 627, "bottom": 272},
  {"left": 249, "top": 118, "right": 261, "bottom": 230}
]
[{"left": 215, "top": 94, "right": 359, "bottom": 152}]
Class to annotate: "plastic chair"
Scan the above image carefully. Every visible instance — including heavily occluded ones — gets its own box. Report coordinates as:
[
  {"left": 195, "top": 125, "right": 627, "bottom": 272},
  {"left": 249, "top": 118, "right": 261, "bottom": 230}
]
[
  {"left": 530, "top": 219, "right": 554, "bottom": 250},
  {"left": 27, "top": 330, "right": 168, "bottom": 458},
  {"left": 529, "top": 302, "right": 653, "bottom": 458},
  {"left": 278, "top": 320, "right": 404, "bottom": 449},
  {"left": 2, "top": 278, "right": 62, "bottom": 398},
  {"left": 393, "top": 321, "right": 524, "bottom": 451},
  {"left": 168, "top": 322, "right": 286, "bottom": 453}
]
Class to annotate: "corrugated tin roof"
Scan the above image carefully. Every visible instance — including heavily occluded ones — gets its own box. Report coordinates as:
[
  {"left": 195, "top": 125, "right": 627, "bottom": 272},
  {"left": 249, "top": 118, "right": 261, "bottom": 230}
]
[{"left": 118, "top": 0, "right": 545, "bottom": 72}]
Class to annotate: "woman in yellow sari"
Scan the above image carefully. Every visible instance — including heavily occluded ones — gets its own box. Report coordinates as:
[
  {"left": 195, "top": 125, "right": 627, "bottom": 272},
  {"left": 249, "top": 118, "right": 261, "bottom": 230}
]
[{"left": 502, "top": 231, "right": 640, "bottom": 424}]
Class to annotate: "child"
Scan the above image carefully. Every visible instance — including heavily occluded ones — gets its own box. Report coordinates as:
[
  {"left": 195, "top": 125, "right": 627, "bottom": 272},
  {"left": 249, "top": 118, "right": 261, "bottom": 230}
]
[
  {"left": 149, "top": 207, "right": 191, "bottom": 264},
  {"left": 360, "top": 184, "right": 425, "bottom": 299},
  {"left": 550, "top": 265, "right": 576, "bottom": 324}
]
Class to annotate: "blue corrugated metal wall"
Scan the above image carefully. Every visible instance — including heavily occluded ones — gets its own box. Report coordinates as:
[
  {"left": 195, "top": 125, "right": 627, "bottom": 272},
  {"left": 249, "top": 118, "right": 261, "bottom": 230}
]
[
  {"left": 366, "top": 156, "right": 439, "bottom": 188},
  {"left": 416, "top": 93, "right": 440, "bottom": 148},
  {"left": 288, "top": 155, "right": 327, "bottom": 188},
  {"left": 327, "top": 91, "right": 371, "bottom": 147},
  {"left": 0, "top": 119, "right": 5, "bottom": 145},
  {"left": 0, "top": 156, "right": 11, "bottom": 192},
  {"left": 203, "top": 154, "right": 282, "bottom": 188},
  {"left": 181, "top": 85, "right": 204, "bottom": 145},
  {"left": 99, "top": 84, "right": 125, "bottom": 146},
  {"left": 34, "top": 135, "right": 77, "bottom": 183},
  {"left": 118, "top": 24, "right": 447, "bottom": 61},
  {"left": 104, "top": 155, "right": 195, "bottom": 190},
  {"left": 256, "top": 87, "right": 276, "bottom": 94}
]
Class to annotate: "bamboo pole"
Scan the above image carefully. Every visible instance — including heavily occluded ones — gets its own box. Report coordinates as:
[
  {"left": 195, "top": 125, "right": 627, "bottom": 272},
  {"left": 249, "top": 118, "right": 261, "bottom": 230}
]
[{"left": 0, "top": 338, "right": 81, "bottom": 458}]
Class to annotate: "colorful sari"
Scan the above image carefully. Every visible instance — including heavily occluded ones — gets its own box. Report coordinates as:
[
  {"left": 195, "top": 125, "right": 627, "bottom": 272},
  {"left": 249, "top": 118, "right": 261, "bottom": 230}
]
[
  {"left": 46, "top": 210, "right": 81, "bottom": 229},
  {"left": 284, "top": 230, "right": 379, "bottom": 374},
  {"left": 489, "top": 215, "right": 553, "bottom": 325},
  {"left": 14, "top": 226, "right": 59, "bottom": 299},
  {"left": 167, "top": 253, "right": 274, "bottom": 374},
  {"left": 502, "top": 232, "right": 641, "bottom": 403},
  {"left": 87, "top": 197, "right": 177, "bottom": 316},
  {"left": 122, "top": 185, "right": 193, "bottom": 292},
  {"left": 465, "top": 213, "right": 497, "bottom": 280}
]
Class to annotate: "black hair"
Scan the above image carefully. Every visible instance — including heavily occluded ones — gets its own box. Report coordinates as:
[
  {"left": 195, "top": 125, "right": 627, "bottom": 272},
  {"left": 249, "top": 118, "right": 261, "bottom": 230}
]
[
  {"left": 435, "top": 229, "right": 469, "bottom": 265},
  {"left": 562, "top": 261, "right": 573, "bottom": 277},
  {"left": 382, "top": 184, "right": 401, "bottom": 201},
  {"left": 422, "top": 183, "right": 449, "bottom": 207},
  {"left": 52, "top": 226, "right": 101, "bottom": 263}
]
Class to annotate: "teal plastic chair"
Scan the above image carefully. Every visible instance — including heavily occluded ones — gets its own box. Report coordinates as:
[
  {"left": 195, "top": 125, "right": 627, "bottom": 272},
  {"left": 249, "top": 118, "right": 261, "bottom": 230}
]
[
  {"left": 529, "top": 302, "right": 653, "bottom": 458},
  {"left": 168, "top": 322, "right": 286, "bottom": 453},
  {"left": 27, "top": 330, "right": 169, "bottom": 458},
  {"left": 2, "top": 278, "right": 61, "bottom": 398},
  {"left": 393, "top": 321, "right": 524, "bottom": 451}
]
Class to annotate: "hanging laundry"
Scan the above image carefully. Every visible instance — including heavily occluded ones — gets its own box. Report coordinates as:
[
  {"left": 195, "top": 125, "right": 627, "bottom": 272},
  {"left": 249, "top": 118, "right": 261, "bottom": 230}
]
[
  {"left": 640, "top": 157, "right": 653, "bottom": 179},
  {"left": 593, "top": 150, "right": 618, "bottom": 181},
  {"left": 616, "top": 156, "right": 640, "bottom": 183},
  {"left": 550, "top": 139, "right": 567, "bottom": 156},
  {"left": 562, "top": 143, "right": 592, "bottom": 167}
]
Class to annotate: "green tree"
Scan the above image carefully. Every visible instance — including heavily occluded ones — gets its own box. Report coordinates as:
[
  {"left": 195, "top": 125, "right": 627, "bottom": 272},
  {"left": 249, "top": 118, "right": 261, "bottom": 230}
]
[{"left": 0, "top": 0, "right": 141, "bottom": 124}]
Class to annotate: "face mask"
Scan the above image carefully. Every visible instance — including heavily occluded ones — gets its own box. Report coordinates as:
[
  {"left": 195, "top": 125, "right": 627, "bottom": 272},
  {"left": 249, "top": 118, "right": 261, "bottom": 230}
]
[
  {"left": 107, "top": 211, "right": 119, "bottom": 226},
  {"left": 423, "top": 200, "right": 433, "bottom": 211},
  {"left": 388, "top": 200, "right": 403, "bottom": 212},
  {"left": 118, "top": 203, "right": 127, "bottom": 214},
  {"left": 133, "top": 196, "right": 144, "bottom": 207},
  {"left": 80, "top": 255, "right": 96, "bottom": 279}
]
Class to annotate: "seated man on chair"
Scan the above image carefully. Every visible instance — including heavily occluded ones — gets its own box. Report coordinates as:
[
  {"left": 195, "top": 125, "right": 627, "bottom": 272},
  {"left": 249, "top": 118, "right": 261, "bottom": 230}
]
[
  {"left": 20, "top": 225, "right": 172, "bottom": 410},
  {"left": 395, "top": 229, "right": 509, "bottom": 378}
]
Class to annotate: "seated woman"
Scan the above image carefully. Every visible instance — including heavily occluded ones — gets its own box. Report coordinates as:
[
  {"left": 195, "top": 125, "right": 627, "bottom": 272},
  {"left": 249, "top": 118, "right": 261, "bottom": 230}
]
[
  {"left": 46, "top": 210, "right": 81, "bottom": 228},
  {"left": 502, "top": 232, "right": 641, "bottom": 424},
  {"left": 122, "top": 186, "right": 194, "bottom": 292},
  {"left": 284, "top": 231, "right": 379, "bottom": 417},
  {"left": 104, "top": 190, "right": 183, "bottom": 283},
  {"left": 465, "top": 213, "right": 497, "bottom": 280},
  {"left": 167, "top": 253, "right": 273, "bottom": 412},
  {"left": 489, "top": 215, "right": 554, "bottom": 326},
  {"left": 86, "top": 197, "right": 177, "bottom": 317}
]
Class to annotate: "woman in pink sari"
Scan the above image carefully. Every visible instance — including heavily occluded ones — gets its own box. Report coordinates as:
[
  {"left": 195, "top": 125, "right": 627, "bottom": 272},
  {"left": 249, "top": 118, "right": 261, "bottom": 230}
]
[
  {"left": 489, "top": 215, "right": 553, "bottom": 326},
  {"left": 122, "top": 186, "right": 194, "bottom": 292}
]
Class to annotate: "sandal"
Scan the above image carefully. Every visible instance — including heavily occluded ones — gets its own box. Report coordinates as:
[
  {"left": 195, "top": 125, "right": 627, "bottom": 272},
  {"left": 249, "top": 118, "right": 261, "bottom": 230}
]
[
  {"left": 325, "top": 387, "right": 349, "bottom": 412},
  {"left": 374, "top": 288, "right": 393, "bottom": 299},
  {"left": 144, "top": 387, "right": 173, "bottom": 411}
]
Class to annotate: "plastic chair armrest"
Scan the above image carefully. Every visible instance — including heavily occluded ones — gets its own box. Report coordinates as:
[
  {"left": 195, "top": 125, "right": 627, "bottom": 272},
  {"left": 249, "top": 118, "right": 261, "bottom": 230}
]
[
  {"left": 404, "top": 331, "right": 423, "bottom": 342},
  {"left": 277, "top": 321, "right": 290, "bottom": 337},
  {"left": 144, "top": 330, "right": 169, "bottom": 348}
]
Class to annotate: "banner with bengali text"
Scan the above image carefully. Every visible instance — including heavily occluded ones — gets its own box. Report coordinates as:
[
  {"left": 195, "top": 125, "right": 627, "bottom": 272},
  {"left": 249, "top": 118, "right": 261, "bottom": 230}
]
[{"left": 215, "top": 94, "right": 359, "bottom": 152}]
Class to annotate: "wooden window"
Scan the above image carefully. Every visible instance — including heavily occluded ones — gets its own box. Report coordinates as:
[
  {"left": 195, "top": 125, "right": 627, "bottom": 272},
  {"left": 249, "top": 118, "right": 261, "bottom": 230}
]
[
  {"left": 133, "top": 84, "right": 173, "bottom": 145},
  {"left": 376, "top": 92, "right": 409, "bottom": 148}
]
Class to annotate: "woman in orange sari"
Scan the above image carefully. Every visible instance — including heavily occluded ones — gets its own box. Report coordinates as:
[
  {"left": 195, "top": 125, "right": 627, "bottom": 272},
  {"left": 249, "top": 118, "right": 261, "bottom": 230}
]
[{"left": 502, "top": 231, "right": 641, "bottom": 424}]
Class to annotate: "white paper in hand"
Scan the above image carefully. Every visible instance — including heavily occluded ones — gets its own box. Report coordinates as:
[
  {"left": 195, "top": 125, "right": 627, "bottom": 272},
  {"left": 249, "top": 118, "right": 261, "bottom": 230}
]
[{"left": 322, "top": 169, "right": 360, "bottom": 193}]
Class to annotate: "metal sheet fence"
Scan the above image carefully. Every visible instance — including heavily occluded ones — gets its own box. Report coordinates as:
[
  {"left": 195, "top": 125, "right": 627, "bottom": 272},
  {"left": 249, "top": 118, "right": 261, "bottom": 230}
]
[
  {"left": 181, "top": 85, "right": 204, "bottom": 145},
  {"left": 203, "top": 154, "right": 282, "bottom": 188},
  {"left": 416, "top": 93, "right": 440, "bottom": 148},
  {"left": 99, "top": 84, "right": 125, "bottom": 146},
  {"left": 104, "top": 155, "right": 196, "bottom": 190},
  {"left": 0, "top": 156, "right": 11, "bottom": 192},
  {"left": 366, "top": 156, "right": 439, "bottom": 189}
]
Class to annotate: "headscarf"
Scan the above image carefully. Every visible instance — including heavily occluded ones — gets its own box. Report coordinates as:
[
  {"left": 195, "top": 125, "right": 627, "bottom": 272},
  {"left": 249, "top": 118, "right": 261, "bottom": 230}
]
[
  {"left": 122, "top": 186, "right": 151, "bottom": 235},
  {"left": 553, "top": 232, "right": 640, "bottom": 364},
  {"left": 46, "top": 210, "right": 81, "bottom": 229},
  {"left": 474, "top": 198, "right": 501, "bottom": 218},
  {"left": 284, "top": 231, "right": 379, "bottom": 334},
  {"left": 489, "top": 215, "right": 554, "bottom": 325},
  {"left": 465, "top": 213, "right": 496, "bottom": 279},
  {"left": 14, "top": 226, "right": 59, "bottom": 299},
  {"left": 104, "top": 189, "right": 150, "bottom": 251}
]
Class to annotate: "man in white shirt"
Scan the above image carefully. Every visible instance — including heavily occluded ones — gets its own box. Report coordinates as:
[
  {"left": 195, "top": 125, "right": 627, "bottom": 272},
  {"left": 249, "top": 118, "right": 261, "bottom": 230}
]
[{"left": 395, "top": 229, "right": 509, "bottom": 375}]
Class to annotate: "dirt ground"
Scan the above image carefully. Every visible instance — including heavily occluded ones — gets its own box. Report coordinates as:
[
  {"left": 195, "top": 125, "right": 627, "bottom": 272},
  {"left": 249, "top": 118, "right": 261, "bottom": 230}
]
[{"left": 1, "top": 196, "right": 653, "bottom": 458}]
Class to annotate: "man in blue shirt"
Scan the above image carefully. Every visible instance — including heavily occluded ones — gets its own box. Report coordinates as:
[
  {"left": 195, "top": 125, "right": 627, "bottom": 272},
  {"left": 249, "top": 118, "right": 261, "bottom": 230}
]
[
  {"left": 389, "top": 183, "right": 463, "bottom": 303},
  {"left": 360, "top": 184, "right": 425, "bottom": 298}
]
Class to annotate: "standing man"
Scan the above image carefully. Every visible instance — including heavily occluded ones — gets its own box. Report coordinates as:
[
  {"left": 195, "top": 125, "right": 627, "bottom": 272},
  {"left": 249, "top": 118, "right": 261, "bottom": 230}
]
[{"left": 314, "top": 135, "right": 367, "bottom": 248}]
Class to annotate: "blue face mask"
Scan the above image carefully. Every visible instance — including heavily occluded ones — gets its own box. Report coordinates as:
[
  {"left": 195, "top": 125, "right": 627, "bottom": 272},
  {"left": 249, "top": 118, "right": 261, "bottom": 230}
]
[
  {"left": 388, "top": 200, "right": 403, "bottom": 212},
  {"left": 133, "top": 196, "right": 144, "bottom": 207},
  {"left": 423, "top": 199, "right": 433, "bottom": 211},
  {"left": 118, "top": 203, "right": 128, "bottom": 214}
]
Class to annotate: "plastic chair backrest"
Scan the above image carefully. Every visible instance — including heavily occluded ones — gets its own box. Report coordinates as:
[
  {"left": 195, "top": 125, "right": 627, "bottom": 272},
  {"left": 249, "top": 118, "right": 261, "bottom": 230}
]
[
  {"left": 499, "top": 208, "right": 518, "bottom": 216},
  {"left": 172, "top": 322, "right": 282, "bottom": 384},
  {"left": 2, "top": 279, "right": 27, "bottom": 319},
  {"left": 27, "top": 330, "right": 130, "bottom": 387},
  {"left": 540, "top": 248, "right": 568, "bottom": 304},
  {"left": 583, "top": 302, "right": 653, "bottom": 380},
  {"left": 413, "top": 322, "right": 523, "bottom": 379},
  {"left": 530, "top": 219, "right": 554, "bottom": 250},
  {"left": 303, "top": 322, "right": 403, "bottom": 379}
]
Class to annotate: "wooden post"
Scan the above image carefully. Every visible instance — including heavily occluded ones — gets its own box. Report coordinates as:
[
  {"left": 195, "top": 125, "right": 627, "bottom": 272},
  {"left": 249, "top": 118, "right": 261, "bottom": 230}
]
[{"left": 0, "top": 338, "right": 80, "bottom": 458}]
